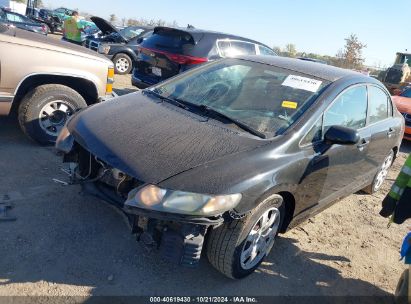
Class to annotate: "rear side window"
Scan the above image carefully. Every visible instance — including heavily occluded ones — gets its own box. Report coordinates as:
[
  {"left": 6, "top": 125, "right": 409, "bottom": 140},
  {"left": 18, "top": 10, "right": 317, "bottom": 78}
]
[
  {"left": 217, "top": 40, "right": 256, "bottom": 57},
  {"left": 324, "top": 86, "right": 368, "bottom": 131},
  {"left": 6, "top": 13, "right": 24, "bottom": 22},
  {"left": 368, "top": 86, "right": 390, "bottom": 124},
  {"left": 259, "top": 45, "right": 277, "bottom": 56},
  {"left": 141, "top": 29, "right": 195, "bottom": 54}
]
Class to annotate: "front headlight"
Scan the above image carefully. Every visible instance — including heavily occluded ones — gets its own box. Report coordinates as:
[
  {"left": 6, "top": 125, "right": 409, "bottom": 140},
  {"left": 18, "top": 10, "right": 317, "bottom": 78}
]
[
  {"left": 98, "top": 44, "right": 110, "bottom": 54},
  {"left": 125, "top": 185, "right": 242, "bottom": 216}
]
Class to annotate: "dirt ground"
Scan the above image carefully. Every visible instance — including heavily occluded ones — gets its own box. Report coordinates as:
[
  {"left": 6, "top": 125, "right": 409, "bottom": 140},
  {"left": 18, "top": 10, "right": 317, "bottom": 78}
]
[{"left": 0, "top": 76, "right": 411, "bottom": 297}]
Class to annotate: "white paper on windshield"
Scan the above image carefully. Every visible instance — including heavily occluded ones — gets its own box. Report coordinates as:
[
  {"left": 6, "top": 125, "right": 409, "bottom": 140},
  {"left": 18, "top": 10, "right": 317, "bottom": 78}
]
[{"left": 282, "top": 75, "right": 322, "bottom": 92}]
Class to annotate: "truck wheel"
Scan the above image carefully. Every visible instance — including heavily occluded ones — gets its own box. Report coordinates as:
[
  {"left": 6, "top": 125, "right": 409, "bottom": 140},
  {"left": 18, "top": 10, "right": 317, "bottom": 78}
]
[
  {"left": 363, "top": 150, "right": 394, "bottom": 194},
  {"left": 18, "top": 84, "right": 87, "bottom": 145},
  {"left": 206, "top": 194, "right": 284, "bottom": 279},
  {"left": 113, "top": 53, "right": 132, "bottom": 75}
]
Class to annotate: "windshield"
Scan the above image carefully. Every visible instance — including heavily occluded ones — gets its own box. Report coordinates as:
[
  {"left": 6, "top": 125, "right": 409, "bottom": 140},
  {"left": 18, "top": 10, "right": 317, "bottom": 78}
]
[
  {"left": 151, "top": 59, "right": 330, "bottom": 137},
  {"left": 119, "top": 26, "right": 145, "bottom": 40}
]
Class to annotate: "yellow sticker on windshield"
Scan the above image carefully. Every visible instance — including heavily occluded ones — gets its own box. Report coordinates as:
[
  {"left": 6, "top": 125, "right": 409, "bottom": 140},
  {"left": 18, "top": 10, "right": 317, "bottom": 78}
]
[{"left": 282, "top": 101, "right": 298, "bottom": 109}]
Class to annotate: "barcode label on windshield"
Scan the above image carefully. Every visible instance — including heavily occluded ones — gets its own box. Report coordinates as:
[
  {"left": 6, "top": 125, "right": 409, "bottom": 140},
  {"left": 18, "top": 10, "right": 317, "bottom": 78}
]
[{"left": 282, "top": 75, "right": 322, "bottom": 92}]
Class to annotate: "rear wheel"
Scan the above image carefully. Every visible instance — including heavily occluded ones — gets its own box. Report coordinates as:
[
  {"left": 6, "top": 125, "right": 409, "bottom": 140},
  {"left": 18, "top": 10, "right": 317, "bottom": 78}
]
[
  {"left": 18, "top": 84, "right": 87, "bottom": 145},
  {"left": 113, "top": 53, "right": 132, "bottom": 75},
  {"left": 206, "top": 194, "right": 284, "bottom": 279},
  {"left": 363, "top": 150, "right": 394, "bottom": 194}
]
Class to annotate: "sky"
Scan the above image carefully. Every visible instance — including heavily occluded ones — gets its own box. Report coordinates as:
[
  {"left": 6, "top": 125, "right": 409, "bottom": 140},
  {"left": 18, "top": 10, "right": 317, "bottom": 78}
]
[{"left": 43, "top": 0, "right": 410, "bottom": 67}]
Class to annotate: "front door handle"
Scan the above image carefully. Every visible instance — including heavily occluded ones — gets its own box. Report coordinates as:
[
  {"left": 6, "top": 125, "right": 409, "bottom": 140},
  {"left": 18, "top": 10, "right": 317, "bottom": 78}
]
[{"left": 357, "top": 138, "right": 370, "bottom": 151}]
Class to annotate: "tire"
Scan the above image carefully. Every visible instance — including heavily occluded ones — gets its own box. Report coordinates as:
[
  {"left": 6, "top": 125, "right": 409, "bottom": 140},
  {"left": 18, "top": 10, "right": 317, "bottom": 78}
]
[
  {"left": 363, "top": 150, "right": 394, "bottom": 194},
  {"left": 113, "top": 53, "right": 132, "bottom": 75},
  {"left": 395, "top": 269, "right": 409, "bottom": 304},
  {"left": 206, "top": 193, "right": 285, "bottom": 279},
  {"left": 18, "top": 84, "right": 87, "bottom": 145}
]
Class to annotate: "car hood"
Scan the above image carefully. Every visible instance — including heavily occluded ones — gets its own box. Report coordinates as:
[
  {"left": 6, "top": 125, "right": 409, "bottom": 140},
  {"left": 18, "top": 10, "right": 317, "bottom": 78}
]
[
  {"left": 90, "top": 16, "right": 126, "bottom": 41},
  {"left": 393, "top": 96, "right": 411, "bottom": 113},
  {"left": 67, "top": 92, "right": 266, "bottom": 184}
]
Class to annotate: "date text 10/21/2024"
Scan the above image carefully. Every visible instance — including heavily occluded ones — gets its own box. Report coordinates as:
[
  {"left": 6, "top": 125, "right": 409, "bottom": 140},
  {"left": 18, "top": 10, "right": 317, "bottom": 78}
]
[{"left": 149, "top": 297, "right": 258, "bottom": 303}]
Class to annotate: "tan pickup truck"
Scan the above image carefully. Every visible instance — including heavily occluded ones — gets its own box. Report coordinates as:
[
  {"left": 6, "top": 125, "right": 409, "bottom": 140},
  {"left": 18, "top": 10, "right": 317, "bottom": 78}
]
[{"left": 0, "top": 23, "right": 114, "bottom": 144}]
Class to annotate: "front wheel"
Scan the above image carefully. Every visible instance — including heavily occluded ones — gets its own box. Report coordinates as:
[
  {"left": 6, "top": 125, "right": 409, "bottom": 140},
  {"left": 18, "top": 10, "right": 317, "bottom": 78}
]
[
  {"left": 18, "top": 84, "right": 87, "bottom": 145},
  {"left": 113, "top": 53, "right": 132, "bottom": 75},
  {"left": 206, "top": 194, "right": 284, "bottom": 279}
]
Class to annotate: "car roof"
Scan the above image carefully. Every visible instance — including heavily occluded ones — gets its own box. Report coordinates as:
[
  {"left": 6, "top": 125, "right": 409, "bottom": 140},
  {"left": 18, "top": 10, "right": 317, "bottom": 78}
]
[
  {"left": 238, "top": 55, "right": 367, "bottom": 82},
  {"left": 153, "top": 26, "right": 272, "bottom": 49}
]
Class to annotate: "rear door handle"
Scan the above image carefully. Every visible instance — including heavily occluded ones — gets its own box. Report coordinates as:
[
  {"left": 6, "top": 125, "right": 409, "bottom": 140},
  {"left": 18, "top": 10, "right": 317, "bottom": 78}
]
[
  {"left": 387, "top": 127, "right": 396, "bottom": 138},
  {"left": 357, "top": 138, "right": 370, "bottom": 151}
]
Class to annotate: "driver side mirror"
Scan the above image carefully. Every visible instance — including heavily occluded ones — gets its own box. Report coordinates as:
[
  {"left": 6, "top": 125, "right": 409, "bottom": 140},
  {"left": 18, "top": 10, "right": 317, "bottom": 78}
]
[{"left": 324, "top": 125, "right": 360, "bottom": 145}]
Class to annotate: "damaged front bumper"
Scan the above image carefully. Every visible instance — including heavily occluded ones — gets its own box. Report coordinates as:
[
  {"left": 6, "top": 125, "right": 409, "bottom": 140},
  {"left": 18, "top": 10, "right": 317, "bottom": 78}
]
[{"left": 55, "top": 133, "right": 226, "bottom": 267}]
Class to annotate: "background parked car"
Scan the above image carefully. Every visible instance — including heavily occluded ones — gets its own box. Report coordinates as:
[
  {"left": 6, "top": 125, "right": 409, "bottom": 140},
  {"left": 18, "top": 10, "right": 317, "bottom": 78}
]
[
  {"left": 52, "top": 7, "right": 74, "bottom": 21},
  {"left": 0, "top": 7, "right": 47, "bottom": 35},
  {"left": 0, "top": 24, "right": 114, "bottom": 144},
  {"left": 131, "top": 26, "right": 277, "bottom": 88},
  {"left": 85, "top": 16, "right": 153, "bottom": 75},
  {"left": 392, "top": 88, "right": 411, "bottom": 140},
  {"left": 25, "top": 7, "right": 62, "bottom": 33}
]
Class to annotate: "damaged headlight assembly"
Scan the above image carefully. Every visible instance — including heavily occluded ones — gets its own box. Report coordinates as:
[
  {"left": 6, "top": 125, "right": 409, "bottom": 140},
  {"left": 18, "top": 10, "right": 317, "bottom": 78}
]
[{"left": 125, "top": 184, "right": 242, "bottom": 216}]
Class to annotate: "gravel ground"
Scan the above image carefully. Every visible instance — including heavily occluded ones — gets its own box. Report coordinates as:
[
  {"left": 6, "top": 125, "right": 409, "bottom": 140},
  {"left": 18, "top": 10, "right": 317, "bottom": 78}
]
[{"left": 0, "top": 111, "right": 410, "bottom": 297}]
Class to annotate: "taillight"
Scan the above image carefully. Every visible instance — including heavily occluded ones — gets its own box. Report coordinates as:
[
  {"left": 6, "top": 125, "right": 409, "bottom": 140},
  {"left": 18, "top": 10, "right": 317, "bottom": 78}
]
[{"left": 138, "top": 47, "right": 207, "bottom": 65}]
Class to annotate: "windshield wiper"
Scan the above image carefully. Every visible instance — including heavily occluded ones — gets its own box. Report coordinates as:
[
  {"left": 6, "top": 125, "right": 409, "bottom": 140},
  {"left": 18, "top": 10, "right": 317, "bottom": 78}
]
[
  {"left": 143, "top": 89, "right": 189, "bottom": 110},
  {"left": 198, "top": 105, "right": 267, "bottom": 139}
]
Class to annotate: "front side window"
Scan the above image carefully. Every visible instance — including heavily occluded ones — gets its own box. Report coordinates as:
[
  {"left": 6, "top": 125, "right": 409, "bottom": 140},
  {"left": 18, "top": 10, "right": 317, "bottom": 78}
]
[
  {"left": 323, "top": 86, "right": 367, "bottom": 132},
  {"left": 368, "top": 86, "right": 389, "bottom": 124},
  {"left": 301, "top": 115, "right": 323, "bottom": 145},
  {"left": 151, "top": 59, "right": 330, "bottom": 137}
]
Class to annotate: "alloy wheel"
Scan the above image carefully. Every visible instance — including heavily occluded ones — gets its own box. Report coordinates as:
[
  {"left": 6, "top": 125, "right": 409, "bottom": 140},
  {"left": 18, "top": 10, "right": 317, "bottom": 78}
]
[
  {"left": 116, "top": 58, "right": 130, "bottom": 73},
  {"left": 374, "top": 152, "right": 394, "bottom": 191},
  {"left": 240, "top": 207, "right": 281, "bottom": 270},
  {"left": 38, "top": 100, "right": 74, "bottom": 136}
]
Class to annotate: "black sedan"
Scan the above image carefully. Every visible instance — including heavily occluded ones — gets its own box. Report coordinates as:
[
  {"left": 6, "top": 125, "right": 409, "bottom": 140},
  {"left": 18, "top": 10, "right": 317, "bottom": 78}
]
[
  {"left": 56, "top": 56, "right": 404, "bottom": 279},
  {"left": 0, "top": 8, "right": 47, "bottom": 35},
  {"left": 85, "top": 16, "right": 153, "bottom": 75}
]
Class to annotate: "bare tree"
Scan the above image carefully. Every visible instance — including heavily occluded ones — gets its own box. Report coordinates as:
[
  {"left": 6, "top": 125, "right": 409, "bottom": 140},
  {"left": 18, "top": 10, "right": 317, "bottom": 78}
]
[
  {"left": 109, "top": 14, "right": 117, "bottom": 23},
  {"left": 340, "top": 34, "right": 367, "bottom": 69},
  {"left": 284, "top": 43, "right": 297, "bottom": 58}
]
